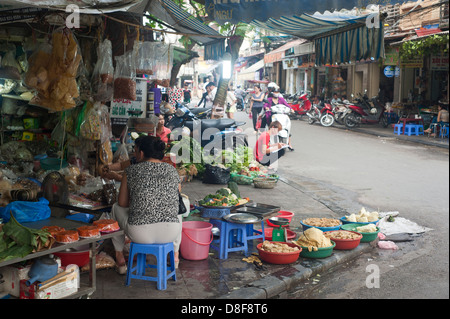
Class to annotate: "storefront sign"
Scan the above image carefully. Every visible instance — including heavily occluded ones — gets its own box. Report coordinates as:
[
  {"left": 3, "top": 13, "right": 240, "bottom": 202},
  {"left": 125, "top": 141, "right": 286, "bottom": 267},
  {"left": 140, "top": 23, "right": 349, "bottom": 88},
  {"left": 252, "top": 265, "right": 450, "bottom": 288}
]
[
  {"left": 400, "top": 58, "right": 423, "bottom": 68},
  {"left": 110, "top": 79, "right": 147, "bottom": 123},
  {"left": 282, "top": 57, "right": 298, "bottom": 70},
  {"left": 430, "top": 54, "right": 449, "bottom": 71},
  {"left": 384, "top": 66, "right": 395, "bottom": 78},
  {"left": 384, "top": 47, "right": 399, "bottom": 66},
  {"left": 384, "top": 66, "right": 400, "bottom": 78}
]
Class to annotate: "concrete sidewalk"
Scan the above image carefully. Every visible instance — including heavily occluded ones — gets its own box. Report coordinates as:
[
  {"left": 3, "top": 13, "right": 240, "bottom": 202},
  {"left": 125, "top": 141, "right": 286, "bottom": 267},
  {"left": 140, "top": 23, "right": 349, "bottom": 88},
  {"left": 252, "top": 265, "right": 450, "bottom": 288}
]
[{"left": 89, "top": 176, "right": 374, "bottom": 299}]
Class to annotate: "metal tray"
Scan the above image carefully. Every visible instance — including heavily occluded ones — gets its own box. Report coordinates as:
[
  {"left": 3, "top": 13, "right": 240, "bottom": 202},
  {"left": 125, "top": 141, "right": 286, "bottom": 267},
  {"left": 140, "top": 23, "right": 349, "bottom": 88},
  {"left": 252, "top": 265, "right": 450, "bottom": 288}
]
[
  {"left": 234, "top": 206, "right": 275, "bottom": 217},
  {"left": 223, "top": 213, "right": 263, "bottom": 224},
  {"left": 245, "top": 203, "right": 280, "bottom": 212}
]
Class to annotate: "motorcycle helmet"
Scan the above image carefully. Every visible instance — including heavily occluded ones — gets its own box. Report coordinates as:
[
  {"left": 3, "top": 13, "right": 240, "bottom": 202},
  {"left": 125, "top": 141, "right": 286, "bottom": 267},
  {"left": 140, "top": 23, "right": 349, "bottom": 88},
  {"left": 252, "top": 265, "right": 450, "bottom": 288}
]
[{"left": 370, "top": 108, "right": 377, "bottom": 114}]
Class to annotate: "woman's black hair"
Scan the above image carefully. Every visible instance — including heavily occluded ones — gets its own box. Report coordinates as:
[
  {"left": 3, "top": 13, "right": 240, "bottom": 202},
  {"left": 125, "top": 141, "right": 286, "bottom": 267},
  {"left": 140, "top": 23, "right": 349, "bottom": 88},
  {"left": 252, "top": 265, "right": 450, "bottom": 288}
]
[{"left": 134, "top": 136, "right": 166, "bottom": 160}]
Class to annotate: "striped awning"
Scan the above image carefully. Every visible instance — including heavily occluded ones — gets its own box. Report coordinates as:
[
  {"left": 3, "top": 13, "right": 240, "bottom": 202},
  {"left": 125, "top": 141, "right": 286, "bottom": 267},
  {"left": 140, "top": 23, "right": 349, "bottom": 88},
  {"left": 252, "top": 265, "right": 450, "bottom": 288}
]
[
  {"left": 252, "top": 9, "right": 385, "bottom": 66},
  {"left": 147, "top": 0, "right": 225, "bottom": 61}
]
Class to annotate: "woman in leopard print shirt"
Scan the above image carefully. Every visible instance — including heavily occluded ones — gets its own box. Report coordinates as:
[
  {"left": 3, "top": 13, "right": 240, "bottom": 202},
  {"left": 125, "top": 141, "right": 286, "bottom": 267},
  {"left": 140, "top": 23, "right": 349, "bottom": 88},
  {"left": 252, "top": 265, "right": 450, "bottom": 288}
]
[{"left": 111, "top": 136, "right": 182, "bottom": 273}]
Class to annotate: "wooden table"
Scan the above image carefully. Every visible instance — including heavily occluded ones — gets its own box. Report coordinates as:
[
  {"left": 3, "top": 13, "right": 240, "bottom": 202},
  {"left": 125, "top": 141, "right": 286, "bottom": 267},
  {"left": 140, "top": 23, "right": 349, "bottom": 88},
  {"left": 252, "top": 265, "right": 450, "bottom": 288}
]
[{"left": 0, "top": 217, "right": 124, "bottom": 299}]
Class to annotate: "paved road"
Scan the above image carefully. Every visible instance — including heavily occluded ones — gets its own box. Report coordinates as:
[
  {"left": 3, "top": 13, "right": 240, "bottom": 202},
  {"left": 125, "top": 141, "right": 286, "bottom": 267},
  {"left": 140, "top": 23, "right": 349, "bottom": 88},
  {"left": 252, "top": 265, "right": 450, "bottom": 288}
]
[{"left": 234, "top": 111, "right": 449, "bottom": 299}]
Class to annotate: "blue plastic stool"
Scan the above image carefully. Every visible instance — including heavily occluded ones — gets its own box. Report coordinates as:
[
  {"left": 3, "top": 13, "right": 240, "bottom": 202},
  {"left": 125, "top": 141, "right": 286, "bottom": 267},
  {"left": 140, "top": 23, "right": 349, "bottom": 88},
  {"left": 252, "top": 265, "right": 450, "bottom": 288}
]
[
  {"left": 440, "top": 124, "right": 449, "bottom": 138},
  {"left": 209, "top": 220, "right": 251, "bottom": 259},
  {"left": 393, "top": 123, "right": 403, "bottom": 135},
  {"left": 246, "top": 221, "right": 265, "bottom": 241},
  {"left": 404, "top": 124, "right": 417, "bottom": 136},
  {"left": 414, "top": 124, "right": 424, "bottom": 136},
  {"left": 126, "top": 242, "right": 176, "bottom": 290}
]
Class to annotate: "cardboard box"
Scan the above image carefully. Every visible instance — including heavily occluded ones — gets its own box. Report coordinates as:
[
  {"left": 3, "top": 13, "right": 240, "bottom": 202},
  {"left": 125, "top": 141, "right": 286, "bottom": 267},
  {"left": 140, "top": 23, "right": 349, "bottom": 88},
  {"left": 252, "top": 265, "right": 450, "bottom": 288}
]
[
  {"left": 0, "top": 265, "right": 31, "bottom": 297},
  {"left": 35, "top": 266, "right": 79, "bottom": 299}
]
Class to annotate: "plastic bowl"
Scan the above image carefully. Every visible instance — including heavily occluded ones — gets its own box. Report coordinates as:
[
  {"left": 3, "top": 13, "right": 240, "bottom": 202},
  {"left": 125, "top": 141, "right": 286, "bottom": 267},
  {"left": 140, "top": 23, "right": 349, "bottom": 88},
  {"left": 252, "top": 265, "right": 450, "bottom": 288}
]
[
  {"left": 341, "top": 224, "right": 380, "bottom": 243},
  {"left": 299, "top": 241, "right": 336, "bottom": 259},
  {"left": 257, "top": 242, "right": 302, "bottom": 264},
  {"left": 340, "top": 216, "right": 379, "bottom": 225},
  {"left": 266, "top": 211, "right": 294, "bottom": 227},
  {"left": 263, "top": 227, "right": 297, "bottom": 241},
  {"left": 300, "top": 220, "right": 341, "bottom": 232},
  {"left": 324, "top": 230, "right": 362, "bottom": 250}
]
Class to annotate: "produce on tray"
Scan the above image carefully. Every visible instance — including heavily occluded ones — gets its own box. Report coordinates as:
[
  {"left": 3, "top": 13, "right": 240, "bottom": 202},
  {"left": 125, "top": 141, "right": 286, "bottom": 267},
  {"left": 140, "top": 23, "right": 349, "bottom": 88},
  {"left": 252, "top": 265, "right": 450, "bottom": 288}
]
[
  {"left": 293, "top": 228, "right": 333, "bottom": 252},
  {"left": 0, "top": 214, "right": 55, "bottom": 262},
  {"left": 302, "top": 217, "right": 341, "bottom": 228},
  {"left": 260, "top": 241, "right": 299, "bottom": 253},
  {"left": 198, "top": 187, "right": 239, "bottom": 207},
  {"left": 41, "top": 226, "right": 65, "bottom": 237},
  {"left": 345, "top": 207, "right": 379, "bottom": 223}
]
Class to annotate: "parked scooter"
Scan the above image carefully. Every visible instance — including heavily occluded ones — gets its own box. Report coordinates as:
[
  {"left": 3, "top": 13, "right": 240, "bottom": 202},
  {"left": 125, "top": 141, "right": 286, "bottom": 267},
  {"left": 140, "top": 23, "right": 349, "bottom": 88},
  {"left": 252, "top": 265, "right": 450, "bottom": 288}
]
[
  {"left": 165, "top": 102, "right": 248, "bottom": 148},
  {"left": 331, "top": 100, "right": 352, "bottom": 125},
  {"left": 306, "top": 101, "right": 334, "bottom": 126},
  {"left": 343, "top": 92, "right": 388, "bottom": 129},
  {"left": 319, "top": 101, "right": 335, "bottom": 127},
  {"left": 289, "top": 93, "right": 312, "bottom": 120}
]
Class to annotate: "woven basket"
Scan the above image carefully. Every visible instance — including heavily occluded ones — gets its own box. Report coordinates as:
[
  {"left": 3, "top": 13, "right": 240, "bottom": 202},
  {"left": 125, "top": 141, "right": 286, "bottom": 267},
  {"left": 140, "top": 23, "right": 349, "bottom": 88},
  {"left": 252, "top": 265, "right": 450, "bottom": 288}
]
[
  {"left": 253, "top": 177, "right": 278, "bottom": 189},
  {"left": 230, "top": 173, "right": 253, "bottom": 185}
]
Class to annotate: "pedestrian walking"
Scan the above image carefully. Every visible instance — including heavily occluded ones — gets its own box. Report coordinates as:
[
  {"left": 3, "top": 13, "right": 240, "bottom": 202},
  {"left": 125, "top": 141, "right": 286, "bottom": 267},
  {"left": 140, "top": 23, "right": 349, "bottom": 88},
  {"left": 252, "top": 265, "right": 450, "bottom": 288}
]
[{"left": 249, "top": 84, "right": 265, "bottom": 132}]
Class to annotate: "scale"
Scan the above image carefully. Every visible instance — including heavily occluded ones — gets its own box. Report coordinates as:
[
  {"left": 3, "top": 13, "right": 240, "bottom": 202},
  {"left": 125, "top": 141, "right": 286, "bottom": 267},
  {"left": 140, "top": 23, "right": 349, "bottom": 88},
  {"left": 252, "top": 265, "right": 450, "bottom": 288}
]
[{"left": 267, "top": 217, "right": 289, "bottom": 242}]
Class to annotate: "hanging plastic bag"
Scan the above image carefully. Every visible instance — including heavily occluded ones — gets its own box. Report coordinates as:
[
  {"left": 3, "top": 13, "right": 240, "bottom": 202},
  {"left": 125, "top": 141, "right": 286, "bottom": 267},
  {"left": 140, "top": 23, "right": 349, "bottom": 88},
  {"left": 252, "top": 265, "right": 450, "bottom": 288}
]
[
  {"left": 80, "top": 102, "right": 101, "bottom": 140},
  {"left": 134, "top": 41, "right": 155, "bottom": 76},
  {"left": 113, "top": 50, "right": 136, "bottom": 100},
  {"left": 0, "top": 44, "right": 21, "bottom": 80},
  {"left": 153, "top": 43, "right": 173, "bottom": 87},
  {"left": 25, "top": 28, "right": 82, "bottom": 111},
  {"left": 92, "top": 39, "right": 114, "bottom": 102}
]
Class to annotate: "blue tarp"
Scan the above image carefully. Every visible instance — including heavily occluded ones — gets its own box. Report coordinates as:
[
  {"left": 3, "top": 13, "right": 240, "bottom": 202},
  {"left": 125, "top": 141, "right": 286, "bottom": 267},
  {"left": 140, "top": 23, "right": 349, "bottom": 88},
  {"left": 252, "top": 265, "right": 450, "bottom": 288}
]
[{"left": 206, "top": 0, "right": 406, "bottom": 25}]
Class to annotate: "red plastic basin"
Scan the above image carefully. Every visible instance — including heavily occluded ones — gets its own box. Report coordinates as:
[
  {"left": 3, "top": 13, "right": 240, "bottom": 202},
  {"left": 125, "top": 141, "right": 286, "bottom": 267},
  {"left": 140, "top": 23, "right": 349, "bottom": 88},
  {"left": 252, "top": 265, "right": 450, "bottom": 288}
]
[
  {"left": 324, "top": 230, "right": 362, "bottom": 250},
  {"left": 54, "top": 251, "right": 89, "bottom": 267},
  {"left": 257, "top": 242, "right": 302, "bottom": 264},
  {"left": 266, "top": 211, "right": 294, "bottom": 227}
]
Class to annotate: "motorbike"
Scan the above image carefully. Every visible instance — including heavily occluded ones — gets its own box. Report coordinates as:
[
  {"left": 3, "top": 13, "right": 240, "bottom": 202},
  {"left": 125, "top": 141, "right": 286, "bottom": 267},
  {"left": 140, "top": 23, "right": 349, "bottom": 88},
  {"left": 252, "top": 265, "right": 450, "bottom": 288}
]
[
  {"left": 165, "top": 102, "right": 248, "bottom": 149},
  {"left": 331, "top": 100, "right": 352, "bottom": 125},
  {"left": 236, "top": 92, "right": 247, "bottom": 112},
  {"left": 270, "top": 104, "right": 292, "bottom": 145},
  {"left": 289, "top": 93, "right": 312, "bottom": 120},
  {"left": 306, "top": 101, "right": 334, "bottom": 126},
  {"left": 343, "top": 93, "right": 388, "bottom": 129}
]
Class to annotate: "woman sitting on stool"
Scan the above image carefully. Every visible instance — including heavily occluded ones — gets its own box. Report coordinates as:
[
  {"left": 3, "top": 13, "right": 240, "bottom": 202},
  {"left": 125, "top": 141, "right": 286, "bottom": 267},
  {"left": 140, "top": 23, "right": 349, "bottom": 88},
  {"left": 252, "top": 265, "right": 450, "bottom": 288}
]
[
  {"left": 111, "top": 136, "right": 182, "bottom": 274},
  {"left": 424, "top": 105, "right": 449, "bottom": 136}
]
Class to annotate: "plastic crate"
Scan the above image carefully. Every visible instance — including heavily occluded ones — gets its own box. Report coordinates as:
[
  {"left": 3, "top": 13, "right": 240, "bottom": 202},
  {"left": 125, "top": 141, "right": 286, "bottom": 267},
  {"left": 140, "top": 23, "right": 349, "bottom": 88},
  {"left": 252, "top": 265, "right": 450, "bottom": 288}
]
[{"left": 200, "top": 206, "right": 231, "bottom": 218}]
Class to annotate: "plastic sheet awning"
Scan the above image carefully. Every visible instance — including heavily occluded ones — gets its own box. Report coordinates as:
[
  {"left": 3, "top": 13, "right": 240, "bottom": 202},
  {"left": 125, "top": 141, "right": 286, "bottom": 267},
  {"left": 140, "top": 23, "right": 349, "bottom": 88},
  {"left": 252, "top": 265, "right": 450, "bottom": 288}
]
[
  {"left": 205, "top": 0, "right": 406, "bottom": 25},
  {"left": 254, "top": 9, "right": 385, "bottom": 65}
]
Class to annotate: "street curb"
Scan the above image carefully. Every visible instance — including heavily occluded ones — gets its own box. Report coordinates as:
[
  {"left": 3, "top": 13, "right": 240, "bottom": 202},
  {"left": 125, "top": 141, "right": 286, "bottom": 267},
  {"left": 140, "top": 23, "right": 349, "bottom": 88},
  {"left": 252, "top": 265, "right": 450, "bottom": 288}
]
[{"left": 218, "top": 243, "right": 374, "bottom": 299}]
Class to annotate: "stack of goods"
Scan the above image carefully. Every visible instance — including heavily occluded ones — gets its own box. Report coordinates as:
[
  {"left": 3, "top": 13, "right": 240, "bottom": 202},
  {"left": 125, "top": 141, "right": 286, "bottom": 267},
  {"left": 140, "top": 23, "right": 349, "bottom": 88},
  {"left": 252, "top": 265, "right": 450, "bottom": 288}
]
[
  {"left": 77, "top": 226, "right": 100, "bottom": 238},
  {"left": 54, "top": 230, "right": 79, "bottom": 244}
]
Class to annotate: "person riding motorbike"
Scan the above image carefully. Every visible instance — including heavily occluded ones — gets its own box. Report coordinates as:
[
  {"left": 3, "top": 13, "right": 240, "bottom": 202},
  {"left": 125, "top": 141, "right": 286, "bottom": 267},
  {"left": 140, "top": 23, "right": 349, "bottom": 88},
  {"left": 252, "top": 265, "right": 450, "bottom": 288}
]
[
  {"left": 234, "top": 85, "right": 245, "bottom": 110},
  {"left": 261, "top": 88, "right": 294, "bottom": 151}
]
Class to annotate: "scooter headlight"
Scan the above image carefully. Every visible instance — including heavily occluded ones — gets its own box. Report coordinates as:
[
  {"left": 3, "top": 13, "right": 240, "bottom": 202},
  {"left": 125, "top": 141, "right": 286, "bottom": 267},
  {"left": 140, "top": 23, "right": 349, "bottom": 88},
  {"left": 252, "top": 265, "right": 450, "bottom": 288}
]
[{"left": 175, "top": 108, "right": 186, "bottom": 117}]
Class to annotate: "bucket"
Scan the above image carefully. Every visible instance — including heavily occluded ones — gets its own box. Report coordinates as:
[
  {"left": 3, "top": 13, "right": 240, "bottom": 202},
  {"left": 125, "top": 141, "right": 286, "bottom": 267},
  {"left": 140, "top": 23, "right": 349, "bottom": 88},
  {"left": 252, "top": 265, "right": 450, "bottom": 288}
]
[{"left": 180, "top": 221, "right": 213, "bottom": 261}]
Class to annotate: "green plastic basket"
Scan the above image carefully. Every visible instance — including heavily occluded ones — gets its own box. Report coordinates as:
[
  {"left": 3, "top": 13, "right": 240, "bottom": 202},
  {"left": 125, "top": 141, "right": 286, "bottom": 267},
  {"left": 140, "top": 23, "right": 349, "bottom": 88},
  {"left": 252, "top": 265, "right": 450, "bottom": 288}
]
[
  {"left": 341, "top": 224, "right": 380, "bottom": 242},
  {"left": 299, "top": 241, "right": 336, "bottom": 259},
  {"left": 230, "top": 173, "right": 253, "bottom": 185}
]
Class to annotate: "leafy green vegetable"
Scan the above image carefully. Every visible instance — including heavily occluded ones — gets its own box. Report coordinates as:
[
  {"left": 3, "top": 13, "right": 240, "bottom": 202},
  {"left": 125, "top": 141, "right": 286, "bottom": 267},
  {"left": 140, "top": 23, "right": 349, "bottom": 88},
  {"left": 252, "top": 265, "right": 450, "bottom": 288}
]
[{"left": 0, "top": 214, "right": 52, "bottom": 262}]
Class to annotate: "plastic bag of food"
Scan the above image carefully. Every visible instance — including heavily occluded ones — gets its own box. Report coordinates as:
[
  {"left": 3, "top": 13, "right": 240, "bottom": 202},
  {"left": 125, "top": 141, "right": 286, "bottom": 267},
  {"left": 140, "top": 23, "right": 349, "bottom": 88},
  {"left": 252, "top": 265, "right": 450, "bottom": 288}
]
[
  {"left": 99, "top": 102, "right": 112, "bottom": 144},
  {"left": 153, "top": 43, "right": 173, "bottom": 87},
  {"left": 134, "top": 41, "right": 155, "bottom": 76},
  {"left": 92, "top": 39, "right": 114, "bottom": 101},
  {"left": 24, "top": 28, "right": 82, "bottom": 111},
  {"left": 113, "top": 51, "right": 136, "bottom": 100},
  {"left": 1, "top": 44, "right": 21, "bottom": 80},
  {"left": 80, "top": 102, "right": 101, "bottom": 140},
  {"left": 113, "top": 143, "right": 129, "bottom": 163}
]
